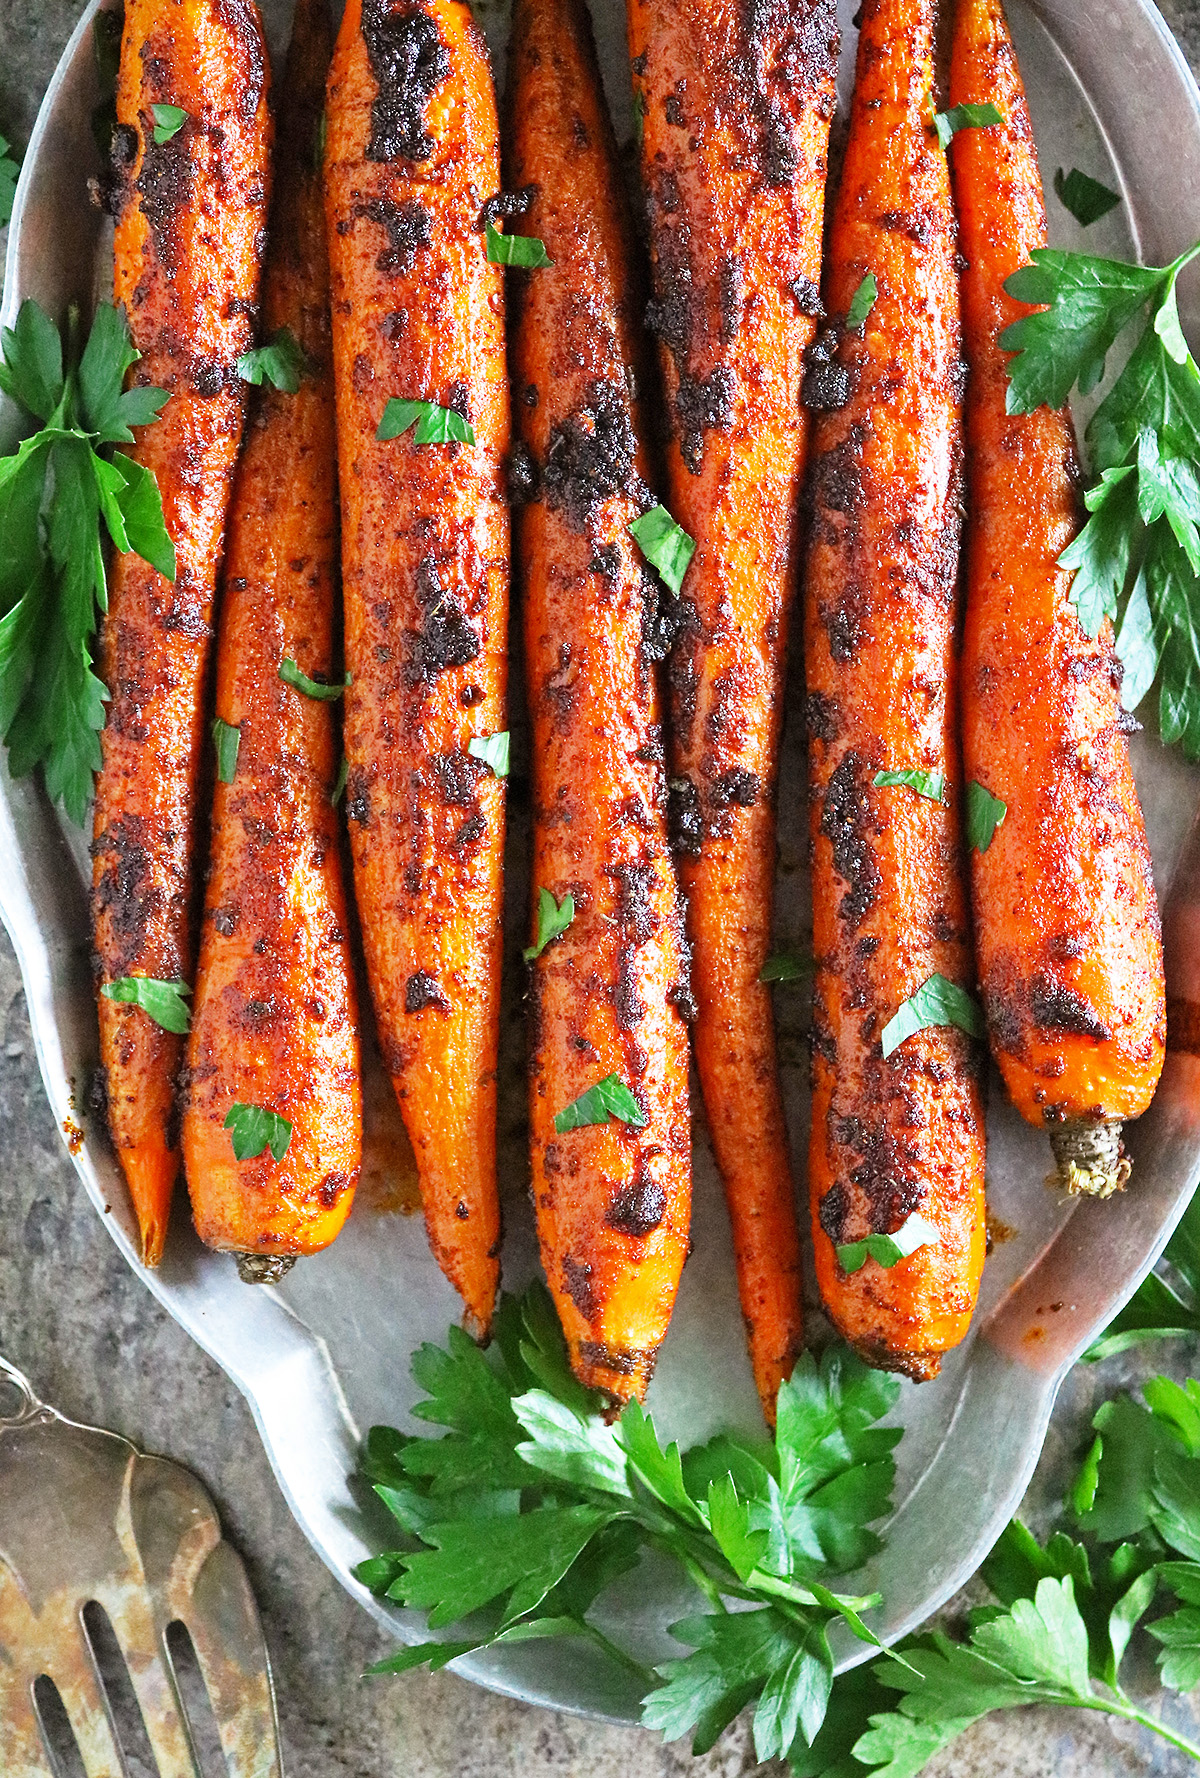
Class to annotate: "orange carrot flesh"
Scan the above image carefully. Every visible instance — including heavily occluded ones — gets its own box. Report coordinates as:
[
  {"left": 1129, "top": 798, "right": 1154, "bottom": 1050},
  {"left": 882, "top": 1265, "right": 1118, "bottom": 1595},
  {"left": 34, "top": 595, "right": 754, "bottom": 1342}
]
[
  {"left": 509, "top": 0, "right": 692, "bottom": 1403},
  {"left": 950, "top": 0, "right": 1165, "bottom": 1197},
  {"left": 325, "top": 0, "right": 509, "bottom": 1334},
  {"left": 805, "top": 0, "right": 986, "bottom": 1379},
  {"left": 627, "top": 0, "right": 838, "bottom": 1417},
  {"left": 181, "top": 0, "right": 362, "bottom": 1271},
  {"left": 92, "top": 0, "right": 272, "bottom": 1265}
]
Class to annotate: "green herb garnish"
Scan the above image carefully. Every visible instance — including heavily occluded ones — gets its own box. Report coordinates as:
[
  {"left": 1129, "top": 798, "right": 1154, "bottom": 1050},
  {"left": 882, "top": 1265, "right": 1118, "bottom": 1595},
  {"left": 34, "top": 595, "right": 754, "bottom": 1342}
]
[
  {"left": 846, "top": 272, "right": 878, "bottom": 330},
  {"left": 212, "top": 716, "right": 240, "bottom": 784},
  {"left": 966, "top": 779, "right": 1007, "bottom": 852},
  {"left": 836, "top": 1211, "right": 940, "bottom": 1276},
  {"left": 279, "top": 658, "right": 348, "bottom": 701},
  {"left": 1054, "top": 167, "right": 1121, "bottom": 228},
  {"left": 0, "top": 135, "right": 19, "bottom": 226},
  {"left": 485, "top": 220, "right": 552, "bottom": 269},
  {"left": 224, "top": 1102, "right": 292, "bottom": 1163},
  {"left": 0, "top": 300, "right": 173, "bottom": 823},
  {"left": 554, "top": 1075, "right": 646, "bottom": 1133},
  {"left": 467, "top": 730, "right": 509, "bottom": 777},
  {"left": 330, "top": 754, "right": 348, "bottom": 807},
  {"left": 150, "top": 103, "right": 188, "bottom": 145},
  {"left": 881, "top": 973, "right": 985, "bottom": 1058},
  {"left": 933, "top": 101, "right": 1003, "bottom": 151},
  {"left": 629, "top": 505, "right": 695, "bottom": 595},
  {"left": 1085, "top": 1185, "right": 1200, "bottom": 1361},
  {"left": 759, "top": 952, "right": 811, "bottom": 983},
  {"left": 377, "top": 397, "right": 476, "bottom": 446},
  {"left": 524, "top": 888, "right": 576, "bottom": 962},
  {"left": 873, "top": 768, "right": 945, "bottom": 803},
  {"left": 236, "top": 326, "right": 309, "bottom": 394},
  {"left": 100, "top": 976, "right": 192, "bottom": 1035}
]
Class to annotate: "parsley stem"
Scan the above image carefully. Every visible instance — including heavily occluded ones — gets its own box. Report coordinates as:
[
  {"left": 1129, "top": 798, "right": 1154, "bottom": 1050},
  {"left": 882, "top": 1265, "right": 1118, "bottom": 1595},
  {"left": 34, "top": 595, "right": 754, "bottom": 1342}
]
[
  {"left": 579, "top": 1622, "right": 653, "bottom": 1685},
  {"left": 1095, "top": 1698, "right": 1200, "bottom": 1762}
]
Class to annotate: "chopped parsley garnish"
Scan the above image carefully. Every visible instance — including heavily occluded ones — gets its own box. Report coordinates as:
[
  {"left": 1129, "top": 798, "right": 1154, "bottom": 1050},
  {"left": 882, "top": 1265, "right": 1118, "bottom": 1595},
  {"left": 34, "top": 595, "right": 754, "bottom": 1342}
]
[
  {"left": 224, "top": 1102, "right": 293, "bottom": 1163},
  {"left": 836, "top": 1210, "right": 940, "bottom": 1276},
  {"left": 873, "top": 768, "right": 945, "bottom": 803},
  {"left": 330, "top": 754, "right": 348, "bottom": 807},
  {"left": 377, "top": 397, "right": 476, "bottom": 446},
  {"left": 150, "top": 103, "right": 188, "bottom": 145},
  {"left": 212, "top": 717, "right": 240, "bottom": 784},
  {"left": 236, "top": 326, "right": 309, "bottom": 394},
  {"left": 933, "top": 101, "right": 1003, "bottom": 151},
  {"left": 966, "top": 779, "right": 1007, "bottom": 852},
  {"left": 100, "top": 976, "right": 192, "bottom": 1035},
  {"left": 524, "top": 888, "right": 575, "bottom": 962},
  {"left": 1054, "top": 167, "right": 1121, "bottom": 228},
  {"left": 629, "top": 505, "right": 695, "bottom": 595},
  {"left": 881, "top": 973, "right": 985, "bottom": 1058},
  {"left": 279, "top": 658, "right": 348, "bottom": 701},
  {"left": 760, "top": 952, "right": 810, "bottom": 983},
  {"left": 846, "top": 271, "right": 878, "bottom": 330},
  {"left": 485, "top": 220, "right": 552, "bottom": 269},
  {"left": 467, "top": 730, "right": 509, "bottom": 776},
  {"left": 554, "top": 1075, "right": 646, "bottom": 1133},
  {"left": 0, "top": 135, "right": 19, "bottom": 226}
]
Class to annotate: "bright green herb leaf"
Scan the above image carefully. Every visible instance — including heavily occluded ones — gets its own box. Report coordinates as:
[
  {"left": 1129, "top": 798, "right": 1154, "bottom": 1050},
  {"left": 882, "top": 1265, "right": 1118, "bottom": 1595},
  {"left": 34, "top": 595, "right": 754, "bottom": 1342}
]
[
  {"left": 553, "top": 1074, "right": 646, "bottom": 1133},
  {"left": 279, "top": 657, "right": 348, "bottom": 701},
  {"left": 0, "top": 135, "right": 19, "bottom": 227},
  {"left": 1084, "top": 1187, "right": 1200, "bottom": 1360},
  {"left": 965, "top": 779, "right": 1007, "bottom": 852},
  {"left": 467, "top": 730, "right": 509, "bottom": 777},
  {"left": 880, "top": 973, "right": 985, "bottom": 1058},
  {"left": 837, "top": 1211, "right": 941, "bottom": 1277},
  {"left": 629, "top": 504, "right": 695, "bottom": 594},
  {"left": 873, "top": 768, "right": 945, "bottom": 803},
  {"left": 524, "top": 887, "right": 575, "bottom": 962},
  {"left": 759, "top": 951, "right": 810, "bottom": 983},
  {"left": 151, "top": 102, "right": 188, "bottom": 145},
  {"left": 1001, "top": 249, "right": 1163, "bottom": 412},
  {"left": 846, "top": 272, "right": 878, "bottom": 331},
  {"left": 933, "top": 101, "right": 1003, "bottom": 151},
  {"left": 513, "top": 1389, "right": 631, "bottom": 1498},
  {"left": 485, "top": 219, "right": 552, "bottom": 268},
  {"left": 100, "top": 975, "right": 192, "bottom": 1035},
  {"left": 1054, "top": 167, "right": 1121, "bottom": 228},
  {"left": 223, "top": 1102, "right": 292, "bottom": 1164},
  {"left": 377, "top": 396, "right": 476, "bottom": 446},
  {"left": 236, "top": 326, "right": 308, "bottom": 394},
  {"left": 330, "top": 754, "right": 348, "bottom": 806},
  {"left": 212, "top": 716, "right": 240, "bottom": 784}
]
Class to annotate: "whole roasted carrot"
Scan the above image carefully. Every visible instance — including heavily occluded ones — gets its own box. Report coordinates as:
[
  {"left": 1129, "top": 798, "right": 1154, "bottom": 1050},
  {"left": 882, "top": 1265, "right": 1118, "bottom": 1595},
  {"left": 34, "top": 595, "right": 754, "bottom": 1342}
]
[
  {"left": 950, "top": 0, "right": 1165, "bottom": 1197},
  {"left": 181, "top": 0, "right": 361, "bottom": 1281},
  {"left": 325, "top": 0, "right": 509, "bottom": 1335},
  {"left": 509, "top": 0, "right": 692, "bottom": 1404},
  {"left": 805, "top": 0, "right": 986, "bottom": 1379},
  {"left": 92, "top": 0, "right": 272, "bottom": 1265},
  {"left": 627, "top": 0, "right": 838, "bottom": 1415}
]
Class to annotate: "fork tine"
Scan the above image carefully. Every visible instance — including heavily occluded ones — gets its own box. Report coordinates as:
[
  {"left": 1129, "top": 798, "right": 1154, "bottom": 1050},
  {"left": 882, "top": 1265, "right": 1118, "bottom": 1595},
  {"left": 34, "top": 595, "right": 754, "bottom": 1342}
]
[
  {"left": 0, "top": 1675, "right": 59, "bottom": 1778},
  {"left": 181, "top": 1539, "right": 283, "bottom": 1778},
  {"left": 46, "top": 1652, "right": 125, "bottom": 1778},
  {"left": 94, "top": 1589, "right": 201, "bottom": 1778}
]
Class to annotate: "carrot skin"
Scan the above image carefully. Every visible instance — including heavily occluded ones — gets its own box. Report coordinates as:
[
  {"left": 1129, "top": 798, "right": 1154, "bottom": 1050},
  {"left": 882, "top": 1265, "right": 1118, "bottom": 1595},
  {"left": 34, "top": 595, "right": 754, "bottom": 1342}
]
[
  {"left": 92, "top": 0, "right": 272, "bottom": 1265},
  {"left": 180, "top": 0, "right": 361, "bottom": 1269},
  {"left": 508, "top": 0, "right": 692, "bottom": 1404},
  {"left": 805, "top": 0, "right": 986, "bottom": 1379},
  {"left": 628, "top": 0, "right": 838, "bottom": 1417},
  {"left": 325, "top": 0, "right": 509, "bottom": 1334},
  {"left": 950, "top": 0, "right": 1165, "bottom": 1197}
]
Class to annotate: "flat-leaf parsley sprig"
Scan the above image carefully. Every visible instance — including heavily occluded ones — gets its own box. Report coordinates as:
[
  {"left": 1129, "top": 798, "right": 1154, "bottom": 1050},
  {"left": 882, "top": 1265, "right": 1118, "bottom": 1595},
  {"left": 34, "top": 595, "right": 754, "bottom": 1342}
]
[
  {"left": 355, "top": 1281, "right": 904, "bottom": 1762},
  {"left": 1001, "top": 238, "right": 1200, "bottom": 754},
  {"left": 0, "top": 299, "right": 174, "bottom": 822}
]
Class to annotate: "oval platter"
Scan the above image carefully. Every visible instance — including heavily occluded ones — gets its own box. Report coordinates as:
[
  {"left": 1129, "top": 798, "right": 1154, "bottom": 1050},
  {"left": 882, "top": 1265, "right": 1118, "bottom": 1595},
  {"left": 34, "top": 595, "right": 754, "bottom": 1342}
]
[{"left": 4, "top": 0, "right": 1200, "bottom": 1725}]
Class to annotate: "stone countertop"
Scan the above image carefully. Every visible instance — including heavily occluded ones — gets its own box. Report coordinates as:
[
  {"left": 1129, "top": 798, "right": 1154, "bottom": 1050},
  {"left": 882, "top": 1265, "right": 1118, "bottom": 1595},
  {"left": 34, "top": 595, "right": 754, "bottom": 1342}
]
[{"left": 3, "top": 3, "right": 1200, "bottom": 1774}]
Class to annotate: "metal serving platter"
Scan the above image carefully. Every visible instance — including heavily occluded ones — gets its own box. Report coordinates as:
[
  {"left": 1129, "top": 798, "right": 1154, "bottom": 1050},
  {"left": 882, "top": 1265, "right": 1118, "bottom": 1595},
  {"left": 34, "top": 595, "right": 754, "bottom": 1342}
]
[{"left": 4, "top": 0, "right": 1200, "bottom": 1726}]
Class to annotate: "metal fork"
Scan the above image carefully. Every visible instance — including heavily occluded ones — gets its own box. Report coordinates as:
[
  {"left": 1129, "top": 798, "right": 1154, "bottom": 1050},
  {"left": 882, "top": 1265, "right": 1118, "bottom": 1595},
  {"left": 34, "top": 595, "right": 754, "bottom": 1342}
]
[{"left": 0, "top": 1355, "right": 283, "bottom": 1777}]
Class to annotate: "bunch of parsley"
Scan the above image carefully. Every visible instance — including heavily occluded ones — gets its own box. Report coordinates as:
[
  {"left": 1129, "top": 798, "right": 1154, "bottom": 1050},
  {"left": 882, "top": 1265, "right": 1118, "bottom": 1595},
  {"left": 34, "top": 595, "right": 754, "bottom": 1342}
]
[
  {"left": 355, "top": 1281, "right": 903, "bottom": 1763},
  {"left": 1003, "top": 238, "right": 1200, "bottom": 753},
  {"left": 0, "top": 300, "right": 173, "bottom": 822}
]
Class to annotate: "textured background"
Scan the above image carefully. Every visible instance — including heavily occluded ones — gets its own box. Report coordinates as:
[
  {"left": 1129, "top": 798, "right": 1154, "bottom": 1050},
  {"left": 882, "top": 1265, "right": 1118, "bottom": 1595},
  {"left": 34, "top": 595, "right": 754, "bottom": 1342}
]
[{"left": 3, "top": 2, "right": 1200, "bottom": 1773}]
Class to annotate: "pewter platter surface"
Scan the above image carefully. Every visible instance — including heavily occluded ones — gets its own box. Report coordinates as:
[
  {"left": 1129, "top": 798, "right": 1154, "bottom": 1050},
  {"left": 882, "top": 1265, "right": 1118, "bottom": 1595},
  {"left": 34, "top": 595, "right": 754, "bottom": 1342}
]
[{"left": 4, "top": 0, "right": 1200, "bottom": 1724}]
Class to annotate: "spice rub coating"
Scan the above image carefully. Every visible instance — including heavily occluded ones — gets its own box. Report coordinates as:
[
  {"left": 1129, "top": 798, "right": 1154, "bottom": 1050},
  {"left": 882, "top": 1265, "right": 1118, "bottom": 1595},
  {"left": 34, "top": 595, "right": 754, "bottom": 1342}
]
[
  {"left": 950, "top": 0, "right": 1165, "bottom": 1196},
  {"left": 92, "top": 0, "right": 272, "bottom": 1265},
  {"left": 509, "top": 0, "right": 692, "bottom": 1405},
  {"left": 804, "top": 0, "right": 986, "bottom": 1380},
  {"left": 326, "top": 0, "right": 509, "bottom": 1334}
]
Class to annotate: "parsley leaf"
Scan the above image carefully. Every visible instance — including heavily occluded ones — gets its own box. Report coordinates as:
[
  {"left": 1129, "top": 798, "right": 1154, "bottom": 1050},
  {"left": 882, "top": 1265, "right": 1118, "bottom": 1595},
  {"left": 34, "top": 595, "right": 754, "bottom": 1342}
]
[
  {"left": 330, "top": 754, "right": 348, "bottom": 806},
  {"left": 846, "top": 273, "right": 878, "bottom": 331},
  {"left": 524, "top": 887, "right": 575, "bottom": 961},
  {"left": 377, "top": 397, "right": 476, "bottom": 445},
  {"left": 965, "top": 779, "right": 1007, "bottom": 852},
  {"left": 933, "top": 101, "right": 1003, "bottom": 151},
  {"left": 467, "top": 730, "right": 509, "bottom": 776},
  {"left": 100, "top": 975, "right": 192, "bottom": 1034},
  {"left": 760, "top": 952, "right": 811, "bottom": 983},
  {"left": 1084, "top": 1186, "right": 1200, "bottom": 1359},
  {"left": 0, "top": 135, "right": 19, "bottom": 227},
  {"left": 873, "top": 768, "right": 945, "bottom": 803},
  {"left": 223, "top": 1102, "right": 292, "bottom": 1163},
  {"left": 279, "top": 657, "right": 347, "bottom": 700},
  {"left": 485, "top": 220, "right": 552, "bottom": 268},
  {"left": 1001, "top": 249, "right": 1162, "bottom": 409},
  {"left": 837, "top": 1211, "right": 941, "bottom": 1276},
  {"left": 151, "top": 102, "right": 188, "bottom": 145},
  {"left": 554, "top": 1074, "right": 646, "bottom": 1133},
  {"left": 629, "top": 504, "right": 695, "bottom": 594},
  {"left": 236, "top": 326, "right": 308, "bottom": 394},
  {"left": 1055, "top": 166, "right": 1121, "bottom": 228},
  {"left": 211, "top": 716, "right": 240, "bottom": 783},
  {"left": 0, "top": 300, "right": 172, "bottom": 822},
  {"left": 880, "top": 973, "right": 984, "bottom": 1058}
]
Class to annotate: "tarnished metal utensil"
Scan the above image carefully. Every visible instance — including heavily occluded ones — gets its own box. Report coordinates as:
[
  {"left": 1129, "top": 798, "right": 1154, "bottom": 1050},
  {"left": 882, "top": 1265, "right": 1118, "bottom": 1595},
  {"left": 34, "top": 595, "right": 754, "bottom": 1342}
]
[{"left": 0, "top": 1356, "right": 283, "bottom": 1777}]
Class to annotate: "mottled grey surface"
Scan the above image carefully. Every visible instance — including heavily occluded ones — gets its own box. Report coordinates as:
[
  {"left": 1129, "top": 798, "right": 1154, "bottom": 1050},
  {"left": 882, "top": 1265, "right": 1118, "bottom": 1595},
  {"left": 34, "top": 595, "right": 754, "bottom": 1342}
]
[{"left": 3, "top": 2, "right": 1200, "bottom": 1774}]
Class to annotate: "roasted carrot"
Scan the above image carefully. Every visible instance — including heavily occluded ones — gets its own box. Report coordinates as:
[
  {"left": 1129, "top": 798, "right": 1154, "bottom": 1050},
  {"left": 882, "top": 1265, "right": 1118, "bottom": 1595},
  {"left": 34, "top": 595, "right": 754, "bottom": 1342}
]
[
  {"left": 805, "top": 0, "right": 986, "bottom": 1379},
  {"left": 325, "top": 0, "right": 509, "bottom": 1335},
  {"left": 627, "top": 0, "right": 838, "bottom": 1416},
  {"left": 950, "top": 0, "right": 1165, "bottom": 1197},
  {"left": 91, "top": 0, "right": 272, "bottom": 1266},
  {"left": 509, "top": 0, "right": 692, "bottom": 1404},
  {"left": 180, "top": 0, "right": 360, "bottom": 1280}
]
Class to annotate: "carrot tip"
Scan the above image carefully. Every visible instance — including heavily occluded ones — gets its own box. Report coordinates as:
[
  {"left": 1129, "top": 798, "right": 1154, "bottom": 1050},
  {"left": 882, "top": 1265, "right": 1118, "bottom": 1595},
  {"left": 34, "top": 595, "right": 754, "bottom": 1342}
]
[
  {"left": 235, "top": 1253, "right": 298, "bottom": 1285},
  {"left": 1049, "top": 1119, "right": 1130, "bottom": 1199}
]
